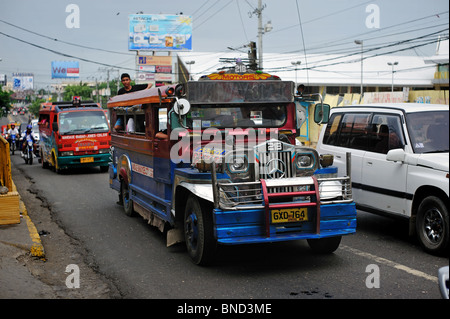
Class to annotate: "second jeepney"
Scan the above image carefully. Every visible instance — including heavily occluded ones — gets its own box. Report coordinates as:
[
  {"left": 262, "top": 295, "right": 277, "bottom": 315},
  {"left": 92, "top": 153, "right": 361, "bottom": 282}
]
[{"left": 108, "top": 66, "right": 356, "bottom": 265}]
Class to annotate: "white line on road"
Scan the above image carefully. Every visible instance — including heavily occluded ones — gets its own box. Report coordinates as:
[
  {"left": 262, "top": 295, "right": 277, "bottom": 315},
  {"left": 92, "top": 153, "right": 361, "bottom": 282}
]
[{"left": 340, "top": 245, "right": 438, "bottom": 283}]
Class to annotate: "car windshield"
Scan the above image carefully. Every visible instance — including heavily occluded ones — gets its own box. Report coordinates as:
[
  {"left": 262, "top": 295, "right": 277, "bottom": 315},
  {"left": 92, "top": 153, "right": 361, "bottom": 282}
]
[
  {"left": 406, "top": 110, "right": 449, "bottom": 153},
  {"left": 59, "top": 110, "right": 109, "bottom": 135},
  {"left": 185, "top": 104, "right": 287, "bottom": 129}
]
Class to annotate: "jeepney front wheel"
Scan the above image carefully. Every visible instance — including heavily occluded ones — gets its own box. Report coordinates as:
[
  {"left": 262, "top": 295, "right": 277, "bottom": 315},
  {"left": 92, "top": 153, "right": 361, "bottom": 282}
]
[
  {"left": 184, "top": 195, "right": 216, "bottom": 265},
  {"left": 121, "top": 179, "right": 135, "bottom": 217},
  {"left": 307, "top": 236, "right": 342, "bottom": 254}
]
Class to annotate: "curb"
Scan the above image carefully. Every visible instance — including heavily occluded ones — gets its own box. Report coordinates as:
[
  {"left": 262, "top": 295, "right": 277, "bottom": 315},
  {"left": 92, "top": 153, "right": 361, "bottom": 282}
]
[{"left": 19, "top": 198, "right": 45, "bottom": 258}]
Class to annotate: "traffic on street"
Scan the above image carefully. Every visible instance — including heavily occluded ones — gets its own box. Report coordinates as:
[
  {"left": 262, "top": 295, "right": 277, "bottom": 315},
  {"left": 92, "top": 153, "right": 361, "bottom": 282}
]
[
  {"left": 2, "top": 109, "right": 448, "bottom": 300},
  {"left": 0, "top": 1, "right": 448, "bottom": 307}
]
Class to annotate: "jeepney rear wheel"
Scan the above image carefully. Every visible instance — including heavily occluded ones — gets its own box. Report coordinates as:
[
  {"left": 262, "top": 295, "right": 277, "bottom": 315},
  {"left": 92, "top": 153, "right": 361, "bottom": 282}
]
[
  {"left": 307, "top": 236, "right": 342, "bottom": 254},
  {"left": 184, "top": 195, "right": 216, "bottom": 265},
  {"left": 121, "top": 179, "right": 135, "bottom": 217}
]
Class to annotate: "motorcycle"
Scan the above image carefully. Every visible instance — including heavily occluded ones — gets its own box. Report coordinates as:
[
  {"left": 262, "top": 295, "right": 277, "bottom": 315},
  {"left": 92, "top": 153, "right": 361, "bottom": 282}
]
[{"left": 23, "top": 140, "right": 34, "bottom": 165}]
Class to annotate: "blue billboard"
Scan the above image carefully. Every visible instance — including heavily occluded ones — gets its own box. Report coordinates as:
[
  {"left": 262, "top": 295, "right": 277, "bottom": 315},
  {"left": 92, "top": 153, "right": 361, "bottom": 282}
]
[
  {"left": 128, "top": 14, "right": 192, "bottom": 51},
  {"left": 51, "top": 61, "right": 80, "bottom": 79}
]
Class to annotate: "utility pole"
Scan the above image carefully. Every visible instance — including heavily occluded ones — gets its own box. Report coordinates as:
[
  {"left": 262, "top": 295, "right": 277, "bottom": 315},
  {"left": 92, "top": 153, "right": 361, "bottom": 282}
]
[
  {"left": 250, "top": 0, "right": 265, "bottom": 70},
  {"left": 257, "top": 0, "right": 263, "bottom": 70}
]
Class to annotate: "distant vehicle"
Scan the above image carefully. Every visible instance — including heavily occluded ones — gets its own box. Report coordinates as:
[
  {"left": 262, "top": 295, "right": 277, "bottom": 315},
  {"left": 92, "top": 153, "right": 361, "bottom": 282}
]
[
  {"left": 315, "top": 103, "right": 449, "bottom": 255},
  {"left": 39, "top": 99, "right": 111, "bottom": 173}
]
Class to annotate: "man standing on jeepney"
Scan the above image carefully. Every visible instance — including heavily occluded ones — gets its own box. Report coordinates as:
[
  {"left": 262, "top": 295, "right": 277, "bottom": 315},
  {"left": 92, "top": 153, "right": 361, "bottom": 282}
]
[{"left": 117, "top": 73, "right": 153, "bottom": 95}]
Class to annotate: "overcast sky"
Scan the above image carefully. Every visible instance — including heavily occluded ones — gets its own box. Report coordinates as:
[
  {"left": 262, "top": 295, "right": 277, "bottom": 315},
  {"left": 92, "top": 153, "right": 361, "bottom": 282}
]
[{"left": 0, "top": 0, "right": 448, "bottom": 89}]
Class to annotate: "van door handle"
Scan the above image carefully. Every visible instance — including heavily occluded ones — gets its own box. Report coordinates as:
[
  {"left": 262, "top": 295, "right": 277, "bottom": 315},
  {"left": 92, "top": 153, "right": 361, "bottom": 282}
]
[{"left": 366, "top": 161, "right": 373, "bottom": 165}]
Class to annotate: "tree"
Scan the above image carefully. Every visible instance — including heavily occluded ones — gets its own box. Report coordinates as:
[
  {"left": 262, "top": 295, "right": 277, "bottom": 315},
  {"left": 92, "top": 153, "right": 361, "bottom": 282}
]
[
  {"left": 0, "top": 86, "right": 12, "bottom": 117},
  {"left": 29, "top": 98, "right": 45, "bottom": 118},
  {"left": 63, "top": 83, "right": 93, "bottom": 101}
]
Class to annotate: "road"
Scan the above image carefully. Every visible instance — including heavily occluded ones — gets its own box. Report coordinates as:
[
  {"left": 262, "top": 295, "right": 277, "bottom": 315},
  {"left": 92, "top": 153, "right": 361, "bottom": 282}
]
[{"left": 3, "top": 113, "right": 448, "bottom": 300}]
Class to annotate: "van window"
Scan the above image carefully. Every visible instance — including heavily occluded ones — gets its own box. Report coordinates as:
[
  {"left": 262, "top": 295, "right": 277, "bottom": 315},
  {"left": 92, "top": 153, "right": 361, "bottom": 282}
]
[
  {"left": 368, "top": 114, "right": 405, "bottom": 154},
  {"left": 324, "top": 113, "right": 370, "bottom": 150}
]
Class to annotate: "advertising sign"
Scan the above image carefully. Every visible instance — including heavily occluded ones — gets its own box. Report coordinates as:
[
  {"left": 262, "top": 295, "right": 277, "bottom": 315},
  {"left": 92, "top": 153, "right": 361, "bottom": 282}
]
[
  {"left": 12, "top": 73, "right": 34, "bottom": 90},
  {"left": 128, "top": 14, "right": 192, "bottom": 51},
  {"left": 51, "top": 61, "right": 80, "bottom": 79}
]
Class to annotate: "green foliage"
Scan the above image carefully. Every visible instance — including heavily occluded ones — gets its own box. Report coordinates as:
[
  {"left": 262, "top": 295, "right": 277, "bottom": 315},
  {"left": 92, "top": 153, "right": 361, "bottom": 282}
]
[
  {"left": 0, "top": 86, "right": 12, "bottom": 117},
  {"left": 29, "top": 98, "right": 45, "bottom": 117},
  {"left": 63, "top": 83, "right": 93, "bottom": 101}
]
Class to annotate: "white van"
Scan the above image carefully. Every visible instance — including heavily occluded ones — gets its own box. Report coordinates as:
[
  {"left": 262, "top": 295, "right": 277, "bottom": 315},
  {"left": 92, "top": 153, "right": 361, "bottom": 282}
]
[{"left": 315, "top": 103, "right": 449, "bottom": 254}]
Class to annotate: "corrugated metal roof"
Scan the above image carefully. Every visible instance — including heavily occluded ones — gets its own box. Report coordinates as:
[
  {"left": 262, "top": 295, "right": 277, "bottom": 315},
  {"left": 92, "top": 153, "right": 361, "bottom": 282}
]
[{"left": 178, "top": 51, "right": 439, "bottom": 87}]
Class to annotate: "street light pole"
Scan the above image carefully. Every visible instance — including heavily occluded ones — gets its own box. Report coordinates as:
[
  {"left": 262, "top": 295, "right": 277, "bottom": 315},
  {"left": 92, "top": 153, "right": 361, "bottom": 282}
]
[
  {"left": 387, "top": 62, "right": 398, "bottom": 93},
  {"left": 355, "top": 40, "right": 363, "bottom": 98}
]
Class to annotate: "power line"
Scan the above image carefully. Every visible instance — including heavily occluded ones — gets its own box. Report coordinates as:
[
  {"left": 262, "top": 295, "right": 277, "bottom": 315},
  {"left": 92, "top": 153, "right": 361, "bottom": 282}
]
[{"left": 0, "top": 19, "right": 134, "bottom": 56}]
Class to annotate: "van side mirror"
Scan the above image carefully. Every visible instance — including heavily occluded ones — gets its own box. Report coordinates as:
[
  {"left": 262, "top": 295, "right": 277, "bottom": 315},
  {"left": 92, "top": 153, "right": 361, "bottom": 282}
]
[{"left": 314, "top": 103, "right": 330, "bottom": 124}]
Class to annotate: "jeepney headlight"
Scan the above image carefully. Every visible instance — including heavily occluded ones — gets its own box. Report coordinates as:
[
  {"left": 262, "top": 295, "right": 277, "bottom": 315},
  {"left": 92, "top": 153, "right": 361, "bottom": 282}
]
[
  {"left": 60, "top": 151, "right": 73, "bottom": 156},
  {"left": 98, "top": 148, "right": 110, "bottom": 154},
  {"left": 296, "top": 155, "right": 312, "bottom": 169},
  {"left": 227, "top": 155, "right": 249, "bottom": 174}
]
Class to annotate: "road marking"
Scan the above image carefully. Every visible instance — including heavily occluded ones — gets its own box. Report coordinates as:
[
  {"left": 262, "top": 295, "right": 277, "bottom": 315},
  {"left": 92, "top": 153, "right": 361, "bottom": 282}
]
[{"left": 340, "top": 245, "right": 438, "bottom": 283}]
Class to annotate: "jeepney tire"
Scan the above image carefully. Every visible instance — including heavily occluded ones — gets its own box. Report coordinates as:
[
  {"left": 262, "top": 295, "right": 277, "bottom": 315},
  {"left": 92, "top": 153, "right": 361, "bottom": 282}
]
[
  {"left": 307, "top": 236, "right": 342, "bottom": 254},
  {"left": 41, "top": 151, "right": 49, "bottom": 169},
  {"left": 52, "top": 154, "right": 61, "bottom": 174},
  {"left": 121, "top": 179, "right": 135, "bottom": 217},
  {"left": 416, "top": 196, "right": 449, "bottom": 255},
  {"left": 184, "top": 195, "right": 216, "bottom": 266}
]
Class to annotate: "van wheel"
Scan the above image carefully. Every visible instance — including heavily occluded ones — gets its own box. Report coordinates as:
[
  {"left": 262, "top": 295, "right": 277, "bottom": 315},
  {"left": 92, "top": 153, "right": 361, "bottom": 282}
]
[
  {"left": 121, "top": 180, "right": 135, "bottom": 216},
  {"left": 416, "top": 196, "right": 449, "bottom": 255},
  {"left": 307, "top": 236, "right": 342, "bottom": 254},
  {"left": 184, "top": 195, "right": 216, "bottom": 265}
]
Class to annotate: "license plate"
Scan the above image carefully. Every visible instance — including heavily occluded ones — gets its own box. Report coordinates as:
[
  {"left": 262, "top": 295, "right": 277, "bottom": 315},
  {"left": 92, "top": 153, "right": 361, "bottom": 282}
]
[
  {"left": 80, "top": 157, "right": 94, "bottom": 163},
  {"left": 271, "top": 208, "right": 308, "bottom": 223}
]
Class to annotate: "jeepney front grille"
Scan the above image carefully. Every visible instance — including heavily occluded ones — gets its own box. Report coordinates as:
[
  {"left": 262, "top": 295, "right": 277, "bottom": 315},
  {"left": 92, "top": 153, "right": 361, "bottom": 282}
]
[{"left": 256, "top": 150, "right": 295, "bottom": 193}]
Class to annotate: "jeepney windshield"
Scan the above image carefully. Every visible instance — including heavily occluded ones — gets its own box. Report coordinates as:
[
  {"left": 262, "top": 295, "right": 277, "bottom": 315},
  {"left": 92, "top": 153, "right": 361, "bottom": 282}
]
[
  {"left": 59, "top": 110, "right": 109, "bottom": 135},
  {"left": 186, "top": 104, "right": 287, "bottom": 129}
]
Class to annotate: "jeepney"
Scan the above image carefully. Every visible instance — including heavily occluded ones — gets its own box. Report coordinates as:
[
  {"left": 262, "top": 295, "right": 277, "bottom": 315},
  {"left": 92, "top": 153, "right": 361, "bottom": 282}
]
[
  {"left": 107, "top": 66, "right": 356, "bottom": 265},
  {"left": 39, "top": 98, "right": 111, "bottom": 173}
]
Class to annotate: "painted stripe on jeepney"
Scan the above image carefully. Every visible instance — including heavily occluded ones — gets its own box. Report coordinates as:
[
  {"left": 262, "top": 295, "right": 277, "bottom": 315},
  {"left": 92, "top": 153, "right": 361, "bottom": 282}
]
[{"left": 132, "top": 162, "right": 154, "bottom": 178}]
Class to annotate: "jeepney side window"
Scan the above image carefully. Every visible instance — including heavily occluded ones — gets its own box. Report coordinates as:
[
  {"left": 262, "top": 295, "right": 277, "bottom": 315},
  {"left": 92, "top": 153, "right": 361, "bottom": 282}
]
[
  {"left": 135, "top": 113, "right": 145, "bottom": 134},
  {"left": 155, "top": 107, "right": 168, "bottom": 139},
  {"left": 39, "top": 114, "right": 50, "bottom": 128},
  {"left": 52, "top": 114, "right": 58, "bottom": 131},
  {"left": 114, "top": 113, "right": 125, "bottom": 132}
]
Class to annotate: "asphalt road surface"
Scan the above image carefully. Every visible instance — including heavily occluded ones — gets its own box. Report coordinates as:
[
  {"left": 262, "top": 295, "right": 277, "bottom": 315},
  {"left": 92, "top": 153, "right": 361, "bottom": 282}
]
[
  {"left": 3, "top": 114, "right": 447, "bottom": 300},
  {"left": 8, "top": 151, "right": 448, "bottom": 300}
]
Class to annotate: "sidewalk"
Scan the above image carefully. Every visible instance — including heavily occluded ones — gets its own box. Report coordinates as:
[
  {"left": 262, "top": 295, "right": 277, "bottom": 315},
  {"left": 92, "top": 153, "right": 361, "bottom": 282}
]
[
  {"left": 0, "top": 196, "right": 46, "bottom": 298},
  {"left": 0, "top": 199, "right": 44, "bottom": 257}
]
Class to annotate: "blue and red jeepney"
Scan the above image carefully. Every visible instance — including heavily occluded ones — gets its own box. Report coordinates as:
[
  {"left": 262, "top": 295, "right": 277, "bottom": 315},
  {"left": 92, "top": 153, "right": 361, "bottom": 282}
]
[{"left": 107, "top": 66, "right": 356, "bottom": 265}]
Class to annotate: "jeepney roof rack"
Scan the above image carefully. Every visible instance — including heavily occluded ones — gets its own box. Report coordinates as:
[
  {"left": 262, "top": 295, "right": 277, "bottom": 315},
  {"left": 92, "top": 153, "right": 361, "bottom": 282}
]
[{"left": 40, "top": 100, "right": 100, "bottom": 111}]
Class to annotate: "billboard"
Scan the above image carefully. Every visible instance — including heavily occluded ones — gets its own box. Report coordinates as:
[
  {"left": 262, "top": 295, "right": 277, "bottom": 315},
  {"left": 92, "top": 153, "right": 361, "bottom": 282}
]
[
  {"left": 51, "top": 61, "right": 80, "bottom": 79},
  {"left": 12, "top": 73, "right": 34, "bottom": 90},
  {"left": 128, "top": 14, "right": 192, "bottom": 51}
]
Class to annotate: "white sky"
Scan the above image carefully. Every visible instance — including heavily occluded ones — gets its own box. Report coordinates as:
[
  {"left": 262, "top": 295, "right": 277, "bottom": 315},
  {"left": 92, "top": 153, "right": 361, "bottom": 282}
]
[{"left": 0, "top": 0, "right": 448, "bottom": 89}]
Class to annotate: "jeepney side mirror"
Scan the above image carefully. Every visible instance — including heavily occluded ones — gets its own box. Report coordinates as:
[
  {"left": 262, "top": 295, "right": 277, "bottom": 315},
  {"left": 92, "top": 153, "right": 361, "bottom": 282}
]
[
  {"left": 52, "top": 122, "right": 58, "bottom": 132},
  {"left": 314, "top": 103, "right": 330, "bottom": 124},
  {"left": 173, "top": 98, "right": 191, "bottom": 129}
]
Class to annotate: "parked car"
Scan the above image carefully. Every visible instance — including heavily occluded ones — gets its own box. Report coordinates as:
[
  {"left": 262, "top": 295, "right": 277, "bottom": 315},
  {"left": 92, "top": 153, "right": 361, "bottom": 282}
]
[{"left": 315, "top": 103, "right": 449, "bottom": 254}]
